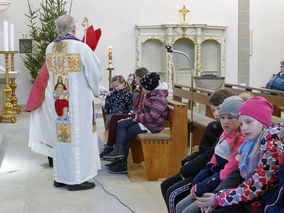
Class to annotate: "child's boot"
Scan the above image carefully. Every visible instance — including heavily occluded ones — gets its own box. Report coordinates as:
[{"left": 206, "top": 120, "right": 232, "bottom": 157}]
[
  {"left": 107, "top": 160, "right": 128, "bottom": 174},
  {"left": 103, "top": 144, "right": 124, "bottom": 160},
  {"left": 100, "top": 145, "right": 113, "bottom": 159}
]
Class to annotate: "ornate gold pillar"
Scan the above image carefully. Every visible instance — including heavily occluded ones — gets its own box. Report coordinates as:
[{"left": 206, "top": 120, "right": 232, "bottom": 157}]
[
  {"left": 10, "top": 52, "right": 21, "bottom": 114},
  {"left": 0, "top": 51, "right": 17, "bottom": 123}
]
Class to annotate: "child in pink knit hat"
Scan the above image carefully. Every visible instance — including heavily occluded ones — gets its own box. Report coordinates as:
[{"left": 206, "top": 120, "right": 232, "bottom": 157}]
[{"left": 196, "top": 96, "right": 284, "bottom": 213}]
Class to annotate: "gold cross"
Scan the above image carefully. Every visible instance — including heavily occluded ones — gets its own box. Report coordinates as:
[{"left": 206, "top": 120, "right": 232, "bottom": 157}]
[
  {"left": 179, "top": 5, "right": 190, "bottom": 23},
  {"left": 46, "top": 41, "right": 81, "bottom": 87}
]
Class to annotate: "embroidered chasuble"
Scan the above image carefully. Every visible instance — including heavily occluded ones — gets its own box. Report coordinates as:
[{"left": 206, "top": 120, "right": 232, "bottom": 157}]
[
  {"left": 27, "top": 28, "right": 101, "bottom": 160},
  {"left": 30, "top": 35, "right": 103, "bottom": 184}
]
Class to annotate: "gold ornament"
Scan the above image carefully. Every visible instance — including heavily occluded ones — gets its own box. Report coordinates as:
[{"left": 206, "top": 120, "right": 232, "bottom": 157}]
[{"left": 179, "top": 5, "right": 190, "bottom": 23}]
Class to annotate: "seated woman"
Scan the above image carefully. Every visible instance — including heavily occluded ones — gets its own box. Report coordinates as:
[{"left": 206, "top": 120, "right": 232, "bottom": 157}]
[
  {"left": 196, "top": 97, "right": 284, "bottom": 213},
  {"left": 264, "top": 60, "right": 284, "bottom": 94}
]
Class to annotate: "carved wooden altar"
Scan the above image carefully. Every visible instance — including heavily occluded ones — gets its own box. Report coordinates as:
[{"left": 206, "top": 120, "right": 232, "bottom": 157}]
[{"left": 135, "top": 24, "right": 227, "bottom": 92}]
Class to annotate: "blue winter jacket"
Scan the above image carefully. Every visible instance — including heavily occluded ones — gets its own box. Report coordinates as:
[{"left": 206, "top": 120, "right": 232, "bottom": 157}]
[{"left": 264, "top": 72, "right": 284, "bottom": 97}]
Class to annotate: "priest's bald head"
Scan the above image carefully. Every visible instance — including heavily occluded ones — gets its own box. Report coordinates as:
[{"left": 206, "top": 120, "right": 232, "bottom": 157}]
[{"left": 55, "top": 15, "right": 76, "bottom": 35}]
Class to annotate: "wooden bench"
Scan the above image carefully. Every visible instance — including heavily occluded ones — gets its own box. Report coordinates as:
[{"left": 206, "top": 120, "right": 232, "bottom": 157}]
[
  {"left": 130, "top": 100, "right": 188, "bottom": 181},
  {"left": 173, "top": 84, "right": 215, "bottom": 147},
  {"left": 224, "top": 83, "right": 284, "bottom": 117}
]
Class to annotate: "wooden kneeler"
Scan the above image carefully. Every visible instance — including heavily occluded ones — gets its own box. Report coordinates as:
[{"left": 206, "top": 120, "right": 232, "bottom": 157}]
[{"left": 130, "top": 100, "right": 188, "bottom": 181}]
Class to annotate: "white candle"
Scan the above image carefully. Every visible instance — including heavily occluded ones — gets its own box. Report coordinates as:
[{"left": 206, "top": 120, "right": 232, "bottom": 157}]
[
  {"left": 3, "top": 20, "right": 9, "bottom": 51},
  {"left": 10, "top": 24, "right": 14, "bottom": 51},
  {"left": 108, "top": 46, "right": 112, "bottom": 67}
]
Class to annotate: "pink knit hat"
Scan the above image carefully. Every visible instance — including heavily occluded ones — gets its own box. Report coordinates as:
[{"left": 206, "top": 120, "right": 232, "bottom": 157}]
[{"left": 237, "top": 96, "right": 273, "bottom": 127}]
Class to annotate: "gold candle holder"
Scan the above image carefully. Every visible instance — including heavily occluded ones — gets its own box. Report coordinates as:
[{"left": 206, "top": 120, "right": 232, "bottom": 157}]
[
  {"left": 10, "top": 52, "right": 21, "bottom": 114},
  {"left": 0, "top": 51, "right": 18, "bottom": 123}
]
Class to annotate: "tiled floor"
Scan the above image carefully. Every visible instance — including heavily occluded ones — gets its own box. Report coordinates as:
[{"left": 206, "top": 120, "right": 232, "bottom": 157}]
[{"left": 0, "top": 111, "right": 167, "bottom": 213}]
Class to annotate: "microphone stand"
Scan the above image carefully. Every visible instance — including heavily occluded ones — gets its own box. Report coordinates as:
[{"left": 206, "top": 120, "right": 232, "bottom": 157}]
[{"left": 165, "top": 45, "right": 194, "bottom": 154}]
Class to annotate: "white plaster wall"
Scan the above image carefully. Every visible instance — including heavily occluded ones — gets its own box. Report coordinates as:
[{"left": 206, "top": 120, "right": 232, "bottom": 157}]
[
  {"left": 2, "top": 0, "right": 238, "bottom": 105},
  {"left": 250, "top": 0, "right": 284, "bottom": 87}
]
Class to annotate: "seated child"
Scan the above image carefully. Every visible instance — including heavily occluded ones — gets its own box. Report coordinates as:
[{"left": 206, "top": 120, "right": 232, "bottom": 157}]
[
  {"left": 161, "top": 88, "right": 234, "bottom": 212},
  {"left": 103, "top": 72, "right": 169, "bottom": 174},
  {"left": 104, "top": 75, "right": 132, "bottom": 129},
  {"left": 99, "top": 67, "right": 149, "bottom": 158},
  {"left": 196, "top": 97, "right": 284, "bottom": 213},
  {"left": 127, "top": 73, "right": 136, "bottom": 92},
  {"left": 176, "top": 96, "right": 245, "bottom": 213},
  {"left": 127, "top": 73, "right": 140, "bottom": 106}
]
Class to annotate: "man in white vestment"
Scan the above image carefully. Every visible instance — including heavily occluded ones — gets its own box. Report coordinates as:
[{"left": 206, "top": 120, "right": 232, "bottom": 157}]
[{"left": 32, "top": 15, "right": 103, "bottom": 191}]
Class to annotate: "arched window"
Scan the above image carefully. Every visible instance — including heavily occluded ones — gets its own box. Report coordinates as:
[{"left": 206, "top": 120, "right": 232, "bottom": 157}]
[{"left": 201, "top": 39, "right": 221, "bottom": 76}]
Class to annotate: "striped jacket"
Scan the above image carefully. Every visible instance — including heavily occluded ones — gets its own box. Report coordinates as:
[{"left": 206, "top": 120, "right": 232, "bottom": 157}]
[
  {"left": 214, "top": 126, "right": 283, "bottom": 207},
  {"left": 133, "top": 89, "right": 168, "bottom": 133}
]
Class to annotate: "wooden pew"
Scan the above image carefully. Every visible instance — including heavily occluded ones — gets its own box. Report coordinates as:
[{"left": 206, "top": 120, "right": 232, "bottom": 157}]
[
  {"left": 173, "top": 84, "right": 215, "bottom": 147},
  {"left": 130, "top": 100, "right": 188, "bottom": 181},
  {"left": 172, "top": 84, "right": 284, "bottom": 148},
  {"left": 173, "top": 84, "right": 214, "bottom": 118},
  {"left": 224, "top": 83, "right": 284, "bottom": 117}
]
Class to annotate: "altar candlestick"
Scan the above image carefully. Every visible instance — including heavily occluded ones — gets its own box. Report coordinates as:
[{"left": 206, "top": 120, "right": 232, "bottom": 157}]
[
  {"left": 3, "top": 20, "right": 9, "bottom": 51},
  {"left": 108, "top": 46, "right": 112, "bottom": 68},
  {"left": 10, "top": 24, "right": 14, "bottom": 51}
]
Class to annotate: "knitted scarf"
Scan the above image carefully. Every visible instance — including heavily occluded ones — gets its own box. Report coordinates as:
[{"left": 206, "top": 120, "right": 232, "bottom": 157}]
[{"left": 238, "top": 128, "right": 269, "bottom": 180}]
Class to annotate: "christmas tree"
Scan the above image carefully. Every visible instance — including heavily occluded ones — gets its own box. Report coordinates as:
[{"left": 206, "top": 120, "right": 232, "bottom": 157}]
[{"left": 22, "top": 0, "right": 69, "bottom": 81}]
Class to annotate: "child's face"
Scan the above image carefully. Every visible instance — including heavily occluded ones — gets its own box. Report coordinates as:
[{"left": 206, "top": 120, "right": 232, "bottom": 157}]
[
  {"left": 135, "top": 74, "right": 142, "bottom": 85},
  {"left": 238, "top": 115, "right": 263, "bottom": 140},
  {"left": 112, "top": 81, "right": 125, "bottom": 92},
  {"left": 219, "top": 114, "right": 239, "bottom": 134},
  {"left": 210, "top": 104, "right": 221, "bottom": 120},
  {"left": 127, "top": 75, "right": 133, "bottom": 86}
]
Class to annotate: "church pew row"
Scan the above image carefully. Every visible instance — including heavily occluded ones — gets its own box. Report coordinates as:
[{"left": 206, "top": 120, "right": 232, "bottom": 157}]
[
  {"left": 130, "top": 100, "right": 188, "bottom": 181},
  {"left": 172, "top": 84, "right": 284, "bottom": 148},
  {"left": 173, "top": 84, "right": 215, "bottom": 147},
  {"left": 224, "top": 83, "right": 284, "bottom": 117}
]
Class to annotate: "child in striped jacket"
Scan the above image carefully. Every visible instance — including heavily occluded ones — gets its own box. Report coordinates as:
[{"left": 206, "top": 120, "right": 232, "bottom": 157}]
[{"left": 103, "top": 72, "right": 169, "bottom": 174}]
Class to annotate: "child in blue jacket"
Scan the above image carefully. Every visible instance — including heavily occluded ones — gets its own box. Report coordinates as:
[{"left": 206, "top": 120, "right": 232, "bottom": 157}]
[{"left": 104, "top": 75, "right": 132, "bottom": 129}]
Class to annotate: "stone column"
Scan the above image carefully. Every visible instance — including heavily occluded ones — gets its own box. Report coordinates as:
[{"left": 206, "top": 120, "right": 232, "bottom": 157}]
[{"left": 238, "top": 0, "right": 250, "bottom": 85}]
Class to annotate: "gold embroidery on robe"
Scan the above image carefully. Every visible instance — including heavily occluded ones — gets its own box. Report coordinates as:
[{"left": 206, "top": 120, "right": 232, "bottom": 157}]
[
  {"left": 56, "top": 122, "right": 71, "bottom": 143},
  {"left": 46, "top": 41, "right": 82, "bottom": 143}
]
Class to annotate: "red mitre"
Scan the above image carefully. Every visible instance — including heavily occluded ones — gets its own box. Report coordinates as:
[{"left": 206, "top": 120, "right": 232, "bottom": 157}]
[
  {"left": 82, "top": 25, "right": 102, "bottom": 51},
  {"left": 24, "top": 26, "right": 102, "bottom": 112}
]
